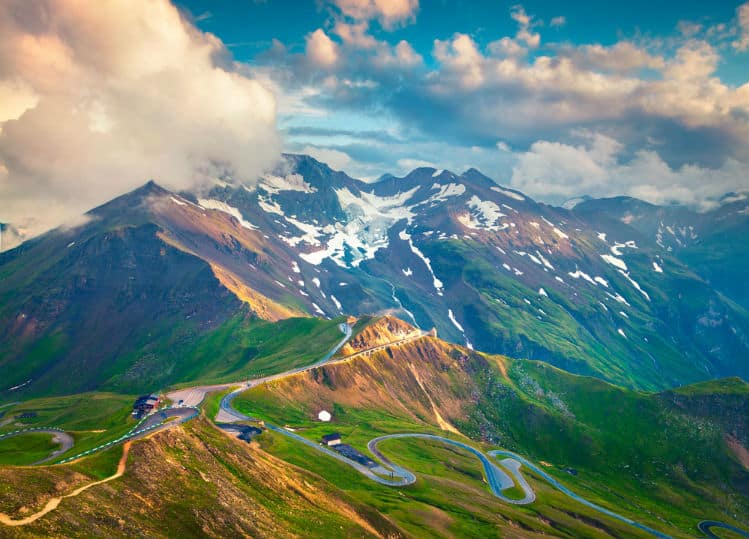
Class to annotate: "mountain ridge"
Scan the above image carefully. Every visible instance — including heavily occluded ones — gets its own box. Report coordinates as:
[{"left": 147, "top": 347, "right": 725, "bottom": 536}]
[{"left": 1, "top": 154, "right": 748, "bottom": 394}]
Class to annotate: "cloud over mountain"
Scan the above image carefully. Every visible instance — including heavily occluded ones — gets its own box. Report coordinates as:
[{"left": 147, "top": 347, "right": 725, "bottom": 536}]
[{"left": 0, "top": 0, "right": 280, "bottom": 247}]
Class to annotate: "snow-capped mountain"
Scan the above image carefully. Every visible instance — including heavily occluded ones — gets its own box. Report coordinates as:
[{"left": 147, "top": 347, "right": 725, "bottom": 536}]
[{"left": 1, "top": 154, "right": 748, "bottom": 392}]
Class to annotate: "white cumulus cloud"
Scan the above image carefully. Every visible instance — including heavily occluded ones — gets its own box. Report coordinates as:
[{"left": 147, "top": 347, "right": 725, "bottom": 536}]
[
  {"left": 510, "top": 131, "right": 749, "bottom": 208},
  {"left": 0, "top": 0, "right": 280, "bottom": 249}
]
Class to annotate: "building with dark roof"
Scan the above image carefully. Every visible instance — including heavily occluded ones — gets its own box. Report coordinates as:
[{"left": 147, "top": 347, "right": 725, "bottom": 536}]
[{"left": 321, "top": 432, "right": 342, "bottom": 446}]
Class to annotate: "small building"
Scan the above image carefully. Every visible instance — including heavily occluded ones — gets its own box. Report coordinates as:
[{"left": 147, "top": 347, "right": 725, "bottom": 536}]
[
  {"left": 317, "top": 410, "right": 332, "bottom": 422},
  {"left": 321, "top": 432, "right": 342, "bottom": 446},
  {"left": 132, "top": 394, "right": 160, "bottom": 418}
]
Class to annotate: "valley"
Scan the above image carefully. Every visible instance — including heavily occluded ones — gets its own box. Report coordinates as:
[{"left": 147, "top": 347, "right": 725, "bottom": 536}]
[
  {"left": 1, "top": 156, "right": 748, "bottom": 538},
  {"left": 0, "top": 316, "right": 747, "bottom": 538}
]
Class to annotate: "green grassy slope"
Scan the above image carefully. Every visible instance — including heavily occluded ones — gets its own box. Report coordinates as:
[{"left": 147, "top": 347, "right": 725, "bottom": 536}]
[
  {"left": 0, "top": 419, "right": 401, "bottom": 539},
  {"left": 233, "top": 336, "right": 749, "bottom": 537},
  {"left": 0, "top": 434, "right": 59, "bottom": 466}
]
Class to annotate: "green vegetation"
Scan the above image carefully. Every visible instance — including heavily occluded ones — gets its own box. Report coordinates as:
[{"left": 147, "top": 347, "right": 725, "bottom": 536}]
[
  {"left": 202, "top": 388, "right": 233, "bottom": 422},
  {"left": 0, "top": 418, "right": 402, "bottom": 538},
  {"left": 0, "top": 433, "right": 59, "bottom": 466},
  {"left": 0, "top": 392, "right": 136, "bottom": 462},
  {"left": 168, "top": 315, "right": 347, "bottom": 384},
  {"left": 233, "top": 339, "right": 749, "bottom": 538},
  {"left": 421, "top": 238, "right": 704, "bottom": 390},
  {"left": 252, "top": 426, "right": 655, "bottom": 538}
]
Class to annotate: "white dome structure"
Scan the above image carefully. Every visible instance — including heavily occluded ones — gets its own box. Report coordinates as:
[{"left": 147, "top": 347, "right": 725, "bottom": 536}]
[{"left": 317, "top": 410, "right": 332, "bottom": 422}]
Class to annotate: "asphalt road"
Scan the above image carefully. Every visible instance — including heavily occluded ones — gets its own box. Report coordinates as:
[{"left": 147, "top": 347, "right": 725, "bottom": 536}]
[
  {"left": 698, "top": 521, "right": 749, "bottom": 538},
  {"left": 216, "top": 323, "right": 354, "bottom": 423},
  {"left": 488, "top": 449, "right": 673, "bottom": 539},
  {"left": 56, "top": 407, "right": 199, "bottom": 465},
  {"left": 10, "top": 320, "right": 747, "bottom": 539},
  {"left": 166, "top": 384, "right": 233, "bottom": 408},
  {"left": 211, "top": 326, "right": 679, "bottom": 536},
  {"left": 265, "top": 424, "right": 415, "bottom": 486},
  {"left": 368, "top": 433, "right": 534, "bottom": 504}
]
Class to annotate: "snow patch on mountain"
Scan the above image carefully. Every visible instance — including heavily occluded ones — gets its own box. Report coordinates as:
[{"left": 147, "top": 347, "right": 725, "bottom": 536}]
[
  {"left": 568, "top": 269, "right": 597, "bottom": 285},
  {"left": 448, "top": 308, "right": 465, "bottom": 332},
  {"left": 426, "top": 182, "right": 466, "bottom": 204},
  {"left": 619, "top": 270, "right": 651, "bottom": 301},
  {"left": 459, "top": 196, "right": 508, "bottom": 230},
  {"left": 399, "top": 229, "right": 444, "bottom": 295},
  {"left": 594, "top": 276, "right": 609, "bottom": 288},
  {"left": 606, "top": 291, "right": 630, "bottom": 306},
  {"left": 601, "top": 254, "right": 628, "bottom": 271},
  {"left": 611, "top": 240, "right": 637, "bottom": 256},
  {"left": 257, "top": 194, "right": 284, "bottom": 216},
  {"left": 537, "top": 251, "right": 555, "bottom": 270},
  {"left": 198, "top": 199, "right": 257, "bottom": 230}
]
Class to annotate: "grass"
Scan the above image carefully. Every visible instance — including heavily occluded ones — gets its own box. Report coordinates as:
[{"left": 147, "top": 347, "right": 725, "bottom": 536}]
[
  {"left": 0, "top": 433, "right": 59, "bottom": 466},
  {"left": 233, "top": 342, "right": 749, "bottom": 538},
  {"left": 0, "top": 391, "right": 137, "bottom": 464},
  {"left": 161, "top": 315, "right": 348, "bottom": 390},
  {"left": 252, "top": 426, "right": 656, "bottom": 538},
  {"left": 202, "top": 388, "right": 233, "bottom": 422}
]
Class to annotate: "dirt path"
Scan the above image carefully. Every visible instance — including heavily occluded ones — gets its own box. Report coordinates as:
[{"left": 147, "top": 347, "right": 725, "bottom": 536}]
[{"left": 0, "top": 441, "right": 131, "bottom": 527}]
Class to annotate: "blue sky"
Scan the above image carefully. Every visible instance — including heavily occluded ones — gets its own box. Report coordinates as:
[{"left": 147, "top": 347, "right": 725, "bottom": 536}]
[{"left": 182, "top": 1, "right": 744, "bottom": 72}]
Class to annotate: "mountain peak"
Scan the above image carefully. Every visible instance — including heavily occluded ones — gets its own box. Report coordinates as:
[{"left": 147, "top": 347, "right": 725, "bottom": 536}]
[
  {"left": 88, "top": 179, "right": 170, "bottom": 217},
  {"left": 132, "top": 179, "right": 169, "bottom": 196}
]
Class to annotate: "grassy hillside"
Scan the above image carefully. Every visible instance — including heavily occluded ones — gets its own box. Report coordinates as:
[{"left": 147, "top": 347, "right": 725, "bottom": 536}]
[
  {"left": 233, "top": 336, "right": 749, "bottom": 537},
  {"left": 0, "top": 392, "right": 137, "bottom": 462},
  {"left": 0, "top": 419, "right": 401, "bottom": 538},
  {"left": 0, "top": 434, "right": 59, "bottom": 466},
  {"left": 0, "top": 311, "right": 345, "bottom": 400}
]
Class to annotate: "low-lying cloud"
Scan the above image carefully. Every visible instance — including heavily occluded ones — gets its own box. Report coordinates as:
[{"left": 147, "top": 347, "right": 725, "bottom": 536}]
[
  {"left": 510, "top": 131, "right": 749, "bottom": 208},
  {"left": 0, "top": 0, "right": 280, "bottom": 249}
]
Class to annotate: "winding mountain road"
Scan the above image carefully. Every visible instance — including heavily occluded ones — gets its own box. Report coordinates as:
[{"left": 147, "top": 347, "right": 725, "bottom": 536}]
[
  {"left": 488, "top": 449, "right": 672, "bottom": 539},
  {"left": 698, "top": 521, "right": 749, "bottom": 539},
  {"left": 368, "top": 433, "right": 535, "bottom": 504},
  {"left": 3, "top": 321, "right": 748, "bottom": 539}
]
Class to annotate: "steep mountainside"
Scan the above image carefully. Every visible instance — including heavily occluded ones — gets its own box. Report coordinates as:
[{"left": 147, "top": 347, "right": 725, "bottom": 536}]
[
  {"left": 0, "top": 419, "right": 401, "bottom": 539},
  {"left": 573, "top": 193, "right": 749, "bottom": 311},
  {"left": 194, "top": 155, "right": 749, "bottom": 389},
  {"left": 0, "top": 181, "right": 348, "bottom": 397},
  {"left": 1, "top": 155, "right": 747, "bottom": 393}
]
